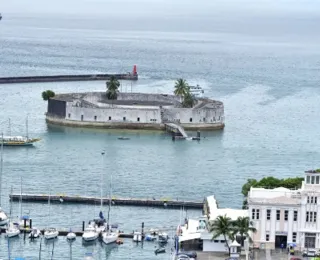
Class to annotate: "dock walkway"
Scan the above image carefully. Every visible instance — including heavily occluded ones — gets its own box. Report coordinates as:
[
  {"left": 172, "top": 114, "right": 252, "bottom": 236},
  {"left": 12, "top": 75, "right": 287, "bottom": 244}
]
[
  {"left": 9, "top": 194, "right": 203, "bottom": 209},
  {"left": 164, "top": 123, "right": 188, "bottom": 138}
]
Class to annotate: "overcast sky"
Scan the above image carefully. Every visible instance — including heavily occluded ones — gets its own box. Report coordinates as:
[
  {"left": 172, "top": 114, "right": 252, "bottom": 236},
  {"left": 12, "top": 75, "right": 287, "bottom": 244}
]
[{"left": 2, "top": 0, "right": 320, "bottom": 17}]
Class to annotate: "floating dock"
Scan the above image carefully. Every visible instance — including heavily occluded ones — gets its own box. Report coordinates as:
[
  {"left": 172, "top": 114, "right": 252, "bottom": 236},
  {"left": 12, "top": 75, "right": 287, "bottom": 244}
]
[
  {"left": 9, "top": 194, "right": 203, "bottom": 209},
  {"left": 0, "top": 66, "right": 138, "bottom": 84}
]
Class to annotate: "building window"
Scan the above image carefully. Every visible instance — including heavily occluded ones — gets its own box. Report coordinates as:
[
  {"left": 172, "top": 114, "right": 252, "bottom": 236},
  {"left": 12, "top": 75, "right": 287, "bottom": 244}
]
[
  {"left": 317, "top": 176, "right": 320, "bottom": 184},
  {"left": 311, "top": 197, "right": 314, "bottom": 204},
  {"left": 316, "top": 197, "right": 318, "bottom": 204},
  {"left": 190, "top": 118, "right": 192, "bottom": 122},
  {"left": 306, "top": 211, "right": 309, "bottom": 222},
  {"left": 81, "top": 115, "right": 84, "bottom": 121},
  {"left": 267, "top": 209, "right": 271, "bottom": 220},
  {"left": 307, "top": 196, "right": 310, "bottom": 203},
  {"left": 314, "top": 212, "right": 317, "bottom": 222},
  {"left": 123, "top": 117, "right": 126, "bottom": 121},
  {"left": 307, "top": 176, "right": 311, "bottom": 184},
  {"left": 109, "top": 116, "right": 111, "bottom": 121},
  {"left": 203, "top": 117, "right": 206, "bottom": 122},
  {"left": 256, "top": 209, "right": 260, "bottom": 220},
  {"left": 276, "top": 210, "right": 280, "bottom": 220},
  {"left": 312, "top": 176, "right": 315, "bottom": 184},
  {"left": 68, "top": 113, "right": 71, "bottom": 118},
  {"left": 137, "top": 117, "right": 140, "bottom": 122},
  {"left": 94, "top": 116, "right": 97, "bottom": 121},
  {"left": 252, "top": 209, "right": 255, "bottom": 220},
  {"left": 294, "top": 211, "right": 298, "bottom": 221},
  {"left": 220, "top": 240, "right": 225, "bottom": 243},
  {"left": 266, "top": 234, "right": 269, "bottom": 241},
  {"left": 284, "top": 210, "right": 288, "bottom": 221},
  {"left": 292, "top": 232, "right": 297, "bottom": 243},
  {"left": 214, "top": 240, "right": 219, "bottom": 243}
]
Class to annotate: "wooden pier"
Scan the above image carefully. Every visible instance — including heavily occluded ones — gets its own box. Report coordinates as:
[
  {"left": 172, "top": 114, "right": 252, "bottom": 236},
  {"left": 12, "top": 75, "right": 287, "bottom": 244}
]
[{"left": 9, "top": 194, "right": 203, "bottom": 209}]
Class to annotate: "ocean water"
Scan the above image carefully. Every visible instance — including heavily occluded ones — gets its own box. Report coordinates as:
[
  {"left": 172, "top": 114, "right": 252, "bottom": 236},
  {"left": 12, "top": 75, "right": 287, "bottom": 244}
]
[{"left": 0, "top": 4, "right": 320, "bottom": 259}]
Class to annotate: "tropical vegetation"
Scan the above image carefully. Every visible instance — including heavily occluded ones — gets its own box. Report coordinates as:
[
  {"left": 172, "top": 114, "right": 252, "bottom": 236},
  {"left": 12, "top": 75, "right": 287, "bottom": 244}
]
[
  {"left": 174, "top": 78, "right": 196, "bottom": 108},
  {"left": 241, "top": 176, "right": 304, "bottom": 209},
  {"left": 42, "top": 90, "right": 55, "bottom": 101},
  {"left": 106, "top": 76, "right": 120, "bottom": 100},
  {"left": 209, "top": 215, "right": 256, "bottom": 254}
]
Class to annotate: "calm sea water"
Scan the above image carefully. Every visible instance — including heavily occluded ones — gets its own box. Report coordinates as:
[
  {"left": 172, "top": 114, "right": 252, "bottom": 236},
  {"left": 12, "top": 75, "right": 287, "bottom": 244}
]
[{"left": 0, "top": 6, "right": 320, "bottom": 259}]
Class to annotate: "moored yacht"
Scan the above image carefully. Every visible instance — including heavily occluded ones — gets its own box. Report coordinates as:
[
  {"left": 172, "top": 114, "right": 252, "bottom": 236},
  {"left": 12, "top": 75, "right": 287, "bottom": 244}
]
[
  {"left": 189, "top": 85, "right": 204, "bottom": 98},
  {"left": 44, "top": 228, "right": 59, "bottom": 240},
  {"left": 6, "top": 222, "right": 20, "bottom": 238},
  {"left": 82, "top": 223, "right": 99, "bottom": 242}
]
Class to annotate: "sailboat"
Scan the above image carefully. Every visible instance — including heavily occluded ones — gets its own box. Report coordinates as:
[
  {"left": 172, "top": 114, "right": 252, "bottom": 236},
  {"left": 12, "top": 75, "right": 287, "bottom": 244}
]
[
  {"left": 6, "top": 187, "right": 20, "bottom": 238},
  {"left": 44, "top": 191, "right": 59, "bottom": 240},
  {"left": 0, "top": 133, "right": 9, "bottom": 226},
  {"left": 0, "top": 117, "right": 40, "bottom": 146},
  {"left": 102, "top": 152, "right": 118, "bottom": 245}
]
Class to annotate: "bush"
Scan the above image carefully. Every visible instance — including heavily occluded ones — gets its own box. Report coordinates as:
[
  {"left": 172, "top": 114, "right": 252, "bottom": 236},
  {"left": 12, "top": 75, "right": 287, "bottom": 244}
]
[{"left": 42, "top": 90, "right": 55, "bottom": 101}]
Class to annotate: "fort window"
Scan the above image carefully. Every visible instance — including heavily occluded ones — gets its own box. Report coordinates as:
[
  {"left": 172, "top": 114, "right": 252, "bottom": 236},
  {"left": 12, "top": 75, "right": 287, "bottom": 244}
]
[
  {"left": 81, "top": 115, "right": 83, "bottom": 121},
  {"left": 123, "top": 117, "right": 126, "bottom": 121},
  {"left": 189, "top": 118, "right": 192, "bottom": 122},
  {"left": 68, "top": 113, "right": 70, "bottom": 118},
  {"left": 317, "top": 176, "right": 320, "bottom": 184},
  {"left": 266, "top": 234, "right": 269, "bottom": 241},
  {"left": 218, "top": 116, "right": 221, "bottom": 121},
  {"left": 94, "top": 116, "right": 97, "bottom": 121},
  {"left": 137, "top": 117, "right": 140, "bottom": 122},
  {"left": 109, "top": 116, "right": 111, "bottom": 121},
  {"left": 203, "top": 117, "right": 206, "bottom": 122}
]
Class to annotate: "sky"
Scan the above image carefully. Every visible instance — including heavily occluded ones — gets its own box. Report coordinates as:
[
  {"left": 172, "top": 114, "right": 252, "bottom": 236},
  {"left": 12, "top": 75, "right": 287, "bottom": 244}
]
[{"left": 2, "top": 0, "right": 320, "bottom": 17}]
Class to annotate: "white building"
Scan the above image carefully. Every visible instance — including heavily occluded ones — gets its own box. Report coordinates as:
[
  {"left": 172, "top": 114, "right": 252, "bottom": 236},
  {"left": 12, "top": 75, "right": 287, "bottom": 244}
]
[
  {"left": 178, "top": 195, "right": 248, "bottom": 252},
  {"left": 248, "top": 170, "right": 320, "bottom": 251}
]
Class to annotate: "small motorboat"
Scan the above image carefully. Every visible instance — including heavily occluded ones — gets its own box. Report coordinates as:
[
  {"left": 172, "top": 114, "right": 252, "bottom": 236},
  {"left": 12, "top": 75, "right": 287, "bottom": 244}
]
[
  {"left": 154, "top": 247, "right": 166, "bottom": 255},
  {"left": 66, "top": 229, "right": 76, "bottom": 241},
  {"left": 145, "top": 234, "right": 156, "bottom": 241},
  {"left": 0, "top": 208, "right": 9, "bottom": 226},
  {"left": 118, "top": 137, "right": 130, "bottom": 140},
  {"left": 29, "top": 228, "right": 41, "bottom": 239},
  {"left": 44, "top": 228, "right": 59, "bottom": 240},
  {"left": 133, "top": 231, "right": 142, "bottom": 242},
  {"left": 6, "top": 222, "right": 20, "bottom": 238},
  {"left": 158, "top": 232, "right": 169, "bottom": 243},
  {"left": 82, "top": 224, "right": 99, "bottom": 242}
]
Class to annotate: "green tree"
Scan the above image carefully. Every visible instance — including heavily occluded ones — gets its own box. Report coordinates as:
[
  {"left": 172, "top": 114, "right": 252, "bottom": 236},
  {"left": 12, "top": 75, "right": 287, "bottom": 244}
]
[
  {"left": 232, "top": 216, "right": 257, "bottom": 247},
  {"left": 42, "top": 90, "right": 55, "bottom": 101},
  {"left": 209, "top": 215, "right": 234, "bottom": 255},
  {"left": 241, "top": 179, "right": 258, "bottom": 197},
  {"left": 106, "top": 76, "right": 120, "bottom": 100},
  {"left": 182, "top": 92, "right": 195, "bottom": 108},
  {"left": 174, "top": 78, "right": 189, "bottom": 97}
]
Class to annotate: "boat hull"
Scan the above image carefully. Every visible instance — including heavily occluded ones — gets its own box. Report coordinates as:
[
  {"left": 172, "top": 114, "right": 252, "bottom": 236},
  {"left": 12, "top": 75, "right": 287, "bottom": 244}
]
[
  {"left": 6, "top": 229, "right": 20, "bottom": 238},
  {"left": 82, "top": 233, "right": 99, "bottom": 242},
  {"left": 102, "top": 232, "right": 118, "bottom": 244},
  {"left": 44, "top": 230, "right": 59, "bottom": 240}
]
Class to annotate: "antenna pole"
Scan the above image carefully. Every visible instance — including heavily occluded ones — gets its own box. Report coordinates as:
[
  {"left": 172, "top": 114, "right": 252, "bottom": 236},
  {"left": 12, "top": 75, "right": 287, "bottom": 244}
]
[{"left": 0, "top": 132, "right": 3, "bottom": 207}]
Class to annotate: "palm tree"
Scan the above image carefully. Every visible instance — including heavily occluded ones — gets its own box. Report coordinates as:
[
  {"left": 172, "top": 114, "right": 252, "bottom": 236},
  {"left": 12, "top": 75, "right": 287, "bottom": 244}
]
[
  {"left": 232, "top": 216, "right": 257, "bottom": 247},
  {"left": 174, "top": 78, "right": 189, "bottom": 97},
  {"left": 182, "top": 92, "right": 195, "bottom": 108},
  {"left": 106, "top": 76, "right": 120, "bottom": 100},
  {"left": 42, "top": 90, "right": 55, "bottom": 101},
  {"left": 209, "top": 215, "right": 234, "bottom": 255}
]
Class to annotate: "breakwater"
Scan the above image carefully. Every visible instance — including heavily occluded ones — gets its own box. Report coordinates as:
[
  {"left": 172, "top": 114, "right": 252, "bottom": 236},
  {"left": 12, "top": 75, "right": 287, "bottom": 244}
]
[
  {"left": 10, "top": 194, "right": 203, "bottom": 209},
  {"left": 0, "top": 73, "right": 138, "bottom": 84}
]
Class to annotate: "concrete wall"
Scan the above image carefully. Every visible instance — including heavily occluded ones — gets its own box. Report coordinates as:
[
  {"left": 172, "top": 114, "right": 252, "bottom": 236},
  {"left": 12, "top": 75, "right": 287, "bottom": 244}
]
[
  {"left": 162, "top": 107, "right": 224, "bottom": 124},
  {"left": 66, "top": 103, "right": 161, "bottom": 124}
]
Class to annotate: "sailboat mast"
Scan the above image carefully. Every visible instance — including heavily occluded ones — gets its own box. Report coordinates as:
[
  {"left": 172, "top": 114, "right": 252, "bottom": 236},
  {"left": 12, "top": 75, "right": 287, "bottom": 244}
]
[
  {"left": 26, "top": 116, "right": 29, "bottom": 139},
  {"left": 100, "top": 152, "right": 104, "bottom": 211},
  {"left": 20, "top": 177, "right": 22, "bottom": 219},
  {"left": 0, "top": 133, "right": 3, "bottom": 208},
  {"left": 107, "top": 169, "right": 112, "bottom": 227},
  {"left": 8, "top": 118, "right": 11, "bottom": 136}
]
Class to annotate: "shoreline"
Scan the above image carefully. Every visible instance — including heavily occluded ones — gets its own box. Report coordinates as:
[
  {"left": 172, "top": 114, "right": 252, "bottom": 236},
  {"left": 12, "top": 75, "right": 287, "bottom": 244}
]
[{"left": 46, "top": 115, "right": 225, "bottom": 131}]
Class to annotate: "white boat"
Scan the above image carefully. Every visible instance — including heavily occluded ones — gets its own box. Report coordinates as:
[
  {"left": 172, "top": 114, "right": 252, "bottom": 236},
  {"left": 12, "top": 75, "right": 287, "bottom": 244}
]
[
  {"left": 82, "top": 224, "right": 99, "bottom": 242},
  {"left": 158, "top": 232, "right": 169, "bottom": 243},
  {"left": 66, "top": 230, "right": 76, "bottom": 241},
  {"left": 189, "top": 85, "right": 204, "bottom": 98},
  {"left": 102, "top": 231, "right": 118, "bottom": 244},
  {"left": 0, "top": 208, "right": 8, "bottom": 226},
  {"left": 29, "top": 228, "right": 41, "bottom": 239},
  {"left": 6, "top": 222, "right": 20, "bottom": 238},
  {"left": 44, "top": 228, "right": 59, "bottom": 240},
  {"left": 133, "top": 231, "right": 142, "bottom": 242}
]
